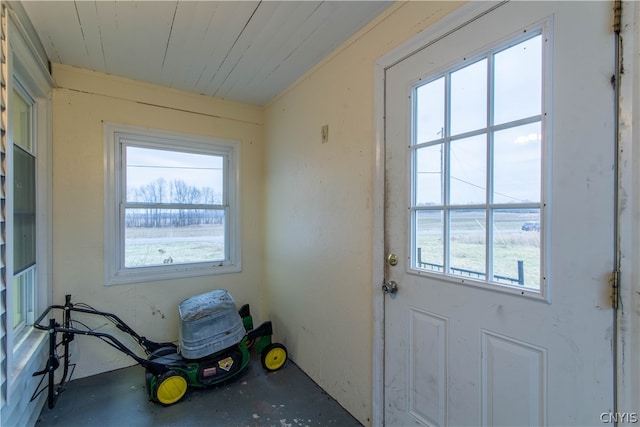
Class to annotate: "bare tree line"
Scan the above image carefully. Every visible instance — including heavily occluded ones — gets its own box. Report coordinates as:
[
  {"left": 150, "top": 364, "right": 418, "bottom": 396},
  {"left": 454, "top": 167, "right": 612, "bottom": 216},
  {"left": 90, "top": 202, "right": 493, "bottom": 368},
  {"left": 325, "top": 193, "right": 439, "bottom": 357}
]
[{"left": 126, "top": 178, "right": 224, "bottom": 228}]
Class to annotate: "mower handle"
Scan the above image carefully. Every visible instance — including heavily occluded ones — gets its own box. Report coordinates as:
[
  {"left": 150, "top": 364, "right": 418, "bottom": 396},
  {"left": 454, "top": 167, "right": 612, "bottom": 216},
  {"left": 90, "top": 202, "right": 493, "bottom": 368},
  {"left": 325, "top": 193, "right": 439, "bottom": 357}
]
[{"left": 33, "top": 294, "right": 174, "bottom": 353}]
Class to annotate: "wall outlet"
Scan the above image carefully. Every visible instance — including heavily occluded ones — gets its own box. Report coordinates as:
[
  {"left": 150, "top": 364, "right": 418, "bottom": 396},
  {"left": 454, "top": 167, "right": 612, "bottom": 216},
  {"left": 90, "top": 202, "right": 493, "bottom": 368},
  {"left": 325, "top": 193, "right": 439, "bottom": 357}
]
[{"left": 321, "top": 124, "right": 329, "bottom": 143}]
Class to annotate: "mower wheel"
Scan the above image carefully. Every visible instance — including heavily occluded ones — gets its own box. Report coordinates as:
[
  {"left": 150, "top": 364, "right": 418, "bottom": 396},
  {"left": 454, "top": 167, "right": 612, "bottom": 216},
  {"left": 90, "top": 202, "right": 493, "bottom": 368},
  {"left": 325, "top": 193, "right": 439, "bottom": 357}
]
[
  {"left": 261, "top": 343, "right": 288, "bottom": 372},
  {"left": 153, "top": 370, "right": 189, "bottom": 406}
]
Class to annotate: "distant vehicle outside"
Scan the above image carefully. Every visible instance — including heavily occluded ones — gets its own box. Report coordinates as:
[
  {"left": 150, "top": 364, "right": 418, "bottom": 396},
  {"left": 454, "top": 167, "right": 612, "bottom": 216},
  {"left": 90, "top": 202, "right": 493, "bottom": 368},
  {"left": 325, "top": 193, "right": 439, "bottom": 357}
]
[{"left": 521, "top": 221, "right": 540, "bottom": 231}]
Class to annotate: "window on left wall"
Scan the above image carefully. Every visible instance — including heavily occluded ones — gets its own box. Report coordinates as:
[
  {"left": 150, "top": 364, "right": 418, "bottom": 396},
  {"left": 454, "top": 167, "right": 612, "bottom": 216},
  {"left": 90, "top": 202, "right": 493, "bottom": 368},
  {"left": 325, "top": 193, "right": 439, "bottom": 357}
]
[
  {"left": 104, "top": 123, "right": 241, "bottom": 285},
  {"left": 11, "top": 83, "right": 36, "bottom": 341},
  {"left": 4, "top": 7, "right": 53, "bottom": 412},
  {"left": 7, "top": 51, "right": 51, "bottom": 364}
]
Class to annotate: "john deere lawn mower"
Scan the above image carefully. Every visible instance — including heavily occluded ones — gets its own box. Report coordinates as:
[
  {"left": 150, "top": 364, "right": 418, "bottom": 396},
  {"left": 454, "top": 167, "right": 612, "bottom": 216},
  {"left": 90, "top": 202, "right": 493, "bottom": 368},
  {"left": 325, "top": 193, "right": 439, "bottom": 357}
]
[{"left": 32, "top": 290, "right": 288, "bottom": 408}]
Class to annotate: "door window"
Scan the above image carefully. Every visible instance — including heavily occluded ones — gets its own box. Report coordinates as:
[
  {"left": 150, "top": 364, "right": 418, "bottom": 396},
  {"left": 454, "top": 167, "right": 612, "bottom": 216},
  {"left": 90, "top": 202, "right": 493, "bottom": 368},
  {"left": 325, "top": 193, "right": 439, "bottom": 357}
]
[{"left": 411, "top": 32, "right": 544, "bottom": 291}]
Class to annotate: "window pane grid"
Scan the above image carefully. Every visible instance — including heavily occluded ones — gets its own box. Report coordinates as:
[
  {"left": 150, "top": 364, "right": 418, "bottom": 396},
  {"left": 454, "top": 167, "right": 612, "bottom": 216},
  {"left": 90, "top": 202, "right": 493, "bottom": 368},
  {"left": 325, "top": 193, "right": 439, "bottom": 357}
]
[
  {"left": 125, "top": 202, "right": 228, "bottom": 210},
  {"left": 121, "top": 139, "right": 229, "bottom": 266},
  {"left": 108, "top": 129, "right": 239, "bottom": 281},
  {"left": 411, "top": 31, "right": 543, "bottom": 291},
  {"left": 413, "top": 115, "right": 542, "bottom": 153}
]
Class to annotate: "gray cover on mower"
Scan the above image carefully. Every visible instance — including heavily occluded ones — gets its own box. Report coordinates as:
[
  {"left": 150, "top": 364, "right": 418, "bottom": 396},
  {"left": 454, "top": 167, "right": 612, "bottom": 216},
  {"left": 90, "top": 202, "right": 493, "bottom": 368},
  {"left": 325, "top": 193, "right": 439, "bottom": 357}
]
[{"left": 178, "top": 289, "right": 245, "bottom": 359}]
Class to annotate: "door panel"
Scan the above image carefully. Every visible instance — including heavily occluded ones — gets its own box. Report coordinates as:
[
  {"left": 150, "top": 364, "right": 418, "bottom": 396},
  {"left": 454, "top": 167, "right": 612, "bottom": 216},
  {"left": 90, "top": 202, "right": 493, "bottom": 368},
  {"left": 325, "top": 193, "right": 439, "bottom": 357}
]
[{"left": 384, "top": 2, "right": 614, "bottom": 426}]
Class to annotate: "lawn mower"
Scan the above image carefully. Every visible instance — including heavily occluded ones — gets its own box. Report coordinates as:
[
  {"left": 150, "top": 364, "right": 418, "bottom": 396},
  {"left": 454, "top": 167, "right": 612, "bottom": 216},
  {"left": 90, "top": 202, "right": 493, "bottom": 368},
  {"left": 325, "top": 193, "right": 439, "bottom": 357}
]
[{"left": 31, "top": 290, "right": 288, "bottom": 408}]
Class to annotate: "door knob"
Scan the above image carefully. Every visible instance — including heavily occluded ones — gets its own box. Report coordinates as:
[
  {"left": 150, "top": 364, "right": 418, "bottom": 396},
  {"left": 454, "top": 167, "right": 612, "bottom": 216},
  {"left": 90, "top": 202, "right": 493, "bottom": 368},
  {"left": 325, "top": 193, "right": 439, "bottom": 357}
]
[{"left": 382, "top": 280, "right": 399, "bottom": 295}]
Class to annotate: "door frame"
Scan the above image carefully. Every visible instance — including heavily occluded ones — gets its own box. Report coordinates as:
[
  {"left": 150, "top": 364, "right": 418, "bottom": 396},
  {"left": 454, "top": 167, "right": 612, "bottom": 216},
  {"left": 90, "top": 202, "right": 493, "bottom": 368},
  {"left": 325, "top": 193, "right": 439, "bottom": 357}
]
[
  {"left": 371, "top": 1, "right": 638, "bottom": 425},
  {"left": 616, "top": 0, "right": 640, "bottom": 419}
]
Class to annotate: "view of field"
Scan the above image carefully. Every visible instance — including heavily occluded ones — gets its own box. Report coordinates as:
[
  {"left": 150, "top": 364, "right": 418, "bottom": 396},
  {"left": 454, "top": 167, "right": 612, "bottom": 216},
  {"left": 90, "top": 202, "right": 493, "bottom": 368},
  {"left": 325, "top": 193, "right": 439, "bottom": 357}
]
[
  {"left": 125, "top": 223, "right": 225, "bottom": 267},
  {"left": 124, "top": 210, "right": 540, "bottom": 289},
  {"left": 415, "top": 209, "right": 540, "bottom": 289}
]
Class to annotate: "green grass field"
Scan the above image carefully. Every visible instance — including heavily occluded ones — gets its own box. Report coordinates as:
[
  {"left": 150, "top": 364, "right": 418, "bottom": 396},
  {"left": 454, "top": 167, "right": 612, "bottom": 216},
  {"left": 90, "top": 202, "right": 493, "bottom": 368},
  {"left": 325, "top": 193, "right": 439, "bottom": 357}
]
[
  {"left": 125, "top": 224, "right": 225, "bottom": 267},
  {"left": 124, "top": 213, "right": 541, "bottom": 289},
  {"left": 416, "top": 210, "right": 541, "bottom": 289}
]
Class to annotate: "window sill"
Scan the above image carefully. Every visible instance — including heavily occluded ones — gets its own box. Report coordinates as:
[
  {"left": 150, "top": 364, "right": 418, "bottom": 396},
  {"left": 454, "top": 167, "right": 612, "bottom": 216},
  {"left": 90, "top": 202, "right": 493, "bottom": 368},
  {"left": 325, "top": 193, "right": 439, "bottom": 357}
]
[
  {"left": 106, "top": 262, "right": 242, "bottom": 285},
  {"left": 408, "top": 267, "right": 550, "bottom": 303},
  {"left": 8, "top": 327, "right": 48, "bottom": 388}
]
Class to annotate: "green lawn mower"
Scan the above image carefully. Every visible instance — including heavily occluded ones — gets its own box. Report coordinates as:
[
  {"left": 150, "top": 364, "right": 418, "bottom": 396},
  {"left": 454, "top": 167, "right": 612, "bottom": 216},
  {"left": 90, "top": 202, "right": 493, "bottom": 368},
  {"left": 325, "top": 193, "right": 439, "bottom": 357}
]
[{"left": 32, "top": 290, "right": 288, "bottom": 408}]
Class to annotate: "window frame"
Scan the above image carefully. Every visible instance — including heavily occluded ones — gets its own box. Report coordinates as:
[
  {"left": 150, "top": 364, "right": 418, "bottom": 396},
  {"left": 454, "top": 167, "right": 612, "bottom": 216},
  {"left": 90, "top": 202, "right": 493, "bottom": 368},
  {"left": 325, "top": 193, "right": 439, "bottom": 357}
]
[
  {"left": 10, "top": 80, "right": 37, "bottom": 343},
  {"left": 407, "top": 23, "right": 551, "bottom": 299},
  {"left": 4, "top": 6, "right": 54, "bottom": 394},
  {"left": 104, "top": 123, "right": 241, "bottom": 285}
]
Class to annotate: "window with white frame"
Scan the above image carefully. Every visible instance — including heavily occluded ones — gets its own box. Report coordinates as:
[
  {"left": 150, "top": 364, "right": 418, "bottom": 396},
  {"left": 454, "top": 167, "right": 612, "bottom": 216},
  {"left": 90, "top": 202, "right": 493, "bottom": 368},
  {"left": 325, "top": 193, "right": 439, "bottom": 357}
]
[
  {"left": 11, "top": 81, "right": 37, "bottom": 339},
  {"left": 104, "top": 124, "right": 241, "bottom": 285},
  {"left": 4, "top": 7, "right": 53, "bottom": 415},
  {"left": 411, "top": 31, "right": 545, "bottom": 291}
]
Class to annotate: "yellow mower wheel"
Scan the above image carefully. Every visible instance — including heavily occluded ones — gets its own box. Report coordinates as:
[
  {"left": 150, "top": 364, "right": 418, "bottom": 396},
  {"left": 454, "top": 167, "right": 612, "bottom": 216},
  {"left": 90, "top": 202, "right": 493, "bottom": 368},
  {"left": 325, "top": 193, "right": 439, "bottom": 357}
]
[
  {"left": 261, "top": 343, "right": 288, "bottom": 371},
  {"left": 153, "top": 370, "right": 188, "bottom": 405}
]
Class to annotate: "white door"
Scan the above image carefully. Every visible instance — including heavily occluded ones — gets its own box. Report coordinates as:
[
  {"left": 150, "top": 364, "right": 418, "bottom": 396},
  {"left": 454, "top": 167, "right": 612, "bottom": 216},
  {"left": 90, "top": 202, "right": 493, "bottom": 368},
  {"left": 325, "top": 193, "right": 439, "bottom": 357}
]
[{"left": 384, "top": 2, "right": 615, "bottom": 426}]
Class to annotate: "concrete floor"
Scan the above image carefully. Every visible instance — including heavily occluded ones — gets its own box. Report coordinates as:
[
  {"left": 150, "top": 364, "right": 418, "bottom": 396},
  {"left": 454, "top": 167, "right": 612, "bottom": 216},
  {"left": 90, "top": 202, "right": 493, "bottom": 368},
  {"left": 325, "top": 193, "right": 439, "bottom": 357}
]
[{"left": 35, "top": 353, "right": 362, "bottom": 427}]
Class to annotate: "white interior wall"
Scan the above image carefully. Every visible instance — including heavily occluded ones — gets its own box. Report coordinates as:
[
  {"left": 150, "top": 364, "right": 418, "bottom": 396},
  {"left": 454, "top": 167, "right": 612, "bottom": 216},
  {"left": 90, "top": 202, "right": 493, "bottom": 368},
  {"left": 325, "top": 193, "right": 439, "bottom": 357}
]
[
  {"left": 263, "top": 2, "right": 463, "bottom": 424},
  {"left": 51, "top": 64, "right": 267, "bottom": 378}
]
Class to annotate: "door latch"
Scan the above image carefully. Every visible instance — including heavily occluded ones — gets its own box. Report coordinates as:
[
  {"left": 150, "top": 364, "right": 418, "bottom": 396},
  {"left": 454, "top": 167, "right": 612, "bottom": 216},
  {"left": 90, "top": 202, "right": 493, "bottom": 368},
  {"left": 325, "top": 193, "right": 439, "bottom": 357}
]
[{"left": 382, "top": 280, "right": 398, "bottom": 295}]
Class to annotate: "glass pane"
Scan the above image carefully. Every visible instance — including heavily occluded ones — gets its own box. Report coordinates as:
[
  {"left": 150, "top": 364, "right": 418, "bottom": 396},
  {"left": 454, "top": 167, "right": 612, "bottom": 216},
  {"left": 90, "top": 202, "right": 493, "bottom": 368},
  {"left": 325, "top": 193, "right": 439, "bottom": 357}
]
[
  {"left": 449, "top": 210, "right": 485, "bottom": 279},
  {"left": 125, "top": 208, "right": 226, "bottom": 267},
  {"left": 450, "top": 59, "right": 487, "bottom": 136},
  {"left": 493, "top": 209, "right": 540, "bottom": 289},
  {"left": 126, "top": 146, "right": 224, "bottom": 204},
  {"left": 494, "top": 35, "right": 542, "bottom": 125},
  {"left": 13, "top": 274, "right": 25, "bottom": 329},
  {"left": 493, "top": 122, "right": 541, "bottom": 204},
  {"left": 415, "top": 77, "right": 445, "bottom": 144},
  {"left": 14, "top": 146, "right": 36, "bottom": 273},
  {"left": 450, "top": 134, "right": 486, "bottom": 205},
  {"left": 415, "top": 144, "right": 444, "bottom": 206},
  {"left": 13, "top": 266, "right": 35, "bottom": 330},
  {"left": 12, "top": 88, "right": 32, "bottom": 152},
  {"left": 414, "top": 210, "right": 444, "bottom": 271}
]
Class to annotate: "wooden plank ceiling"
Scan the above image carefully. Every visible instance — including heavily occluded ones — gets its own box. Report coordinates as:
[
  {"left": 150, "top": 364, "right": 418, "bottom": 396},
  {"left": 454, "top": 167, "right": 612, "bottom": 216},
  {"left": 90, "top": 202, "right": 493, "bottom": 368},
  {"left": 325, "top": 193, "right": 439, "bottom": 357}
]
[{"left": 21, "top": 1, "right": 393, "bottom": 106}]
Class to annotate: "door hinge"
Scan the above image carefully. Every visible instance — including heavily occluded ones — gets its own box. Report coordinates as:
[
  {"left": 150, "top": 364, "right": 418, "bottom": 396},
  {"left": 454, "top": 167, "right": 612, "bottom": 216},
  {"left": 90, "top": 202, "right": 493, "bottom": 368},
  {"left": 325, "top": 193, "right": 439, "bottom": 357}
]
[{"left": 611, "top": 270, "right": 620, "bottom": 310}]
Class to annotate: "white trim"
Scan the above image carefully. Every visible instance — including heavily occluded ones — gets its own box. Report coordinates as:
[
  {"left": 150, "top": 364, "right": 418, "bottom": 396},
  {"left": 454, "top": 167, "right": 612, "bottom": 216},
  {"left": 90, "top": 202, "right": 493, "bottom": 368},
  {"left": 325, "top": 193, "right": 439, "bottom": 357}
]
[
  {"left": 5, "top": 6, "right": 52, "bottom": 87},
  {"left": 103, "top": 122, "right": 242, "bottom": 285},
  {"left": 6, "top": 9, "right": 53, "bottom": 92},
  {"left": 617, "top": 0, "right": 640, "bottom": 418},
  {"left": 372, "top": 2, "right": 512, "bottom": 425},
  {"left": 372, "top": 59, "right": 385, "bottom": 427},
  {"left": 4, "top": 3, "right": 53, "bottom": 411}
]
